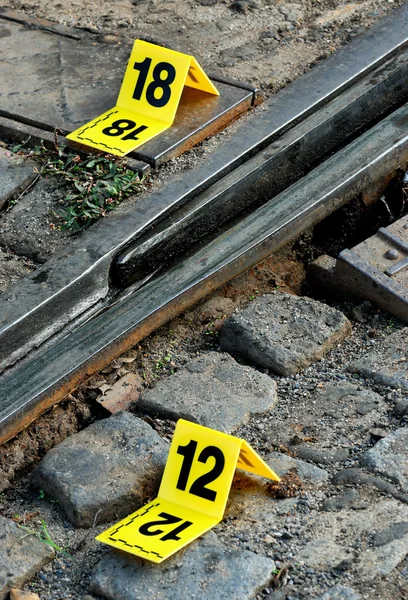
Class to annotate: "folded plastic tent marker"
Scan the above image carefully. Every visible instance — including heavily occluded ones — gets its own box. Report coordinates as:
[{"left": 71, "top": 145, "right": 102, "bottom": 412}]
[
  {"left": 67, "top": 40, "right": 219, "bottom": 157},
  {"left": 96, "top": 419, "right": 280, "bottom": 563}
]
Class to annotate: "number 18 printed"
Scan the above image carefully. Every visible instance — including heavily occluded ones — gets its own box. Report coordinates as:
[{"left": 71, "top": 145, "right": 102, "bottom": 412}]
[{"left": 67, "top": 40, "right": 219, "bottom": 156}]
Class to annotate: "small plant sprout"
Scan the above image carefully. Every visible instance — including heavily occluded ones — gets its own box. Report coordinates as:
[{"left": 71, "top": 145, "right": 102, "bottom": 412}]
[
  {"left": 17, "top": 519, "right": 72, "bottom": 558},
  {"left": 13, "top": 139, "right": 143, "bottom": 232}
]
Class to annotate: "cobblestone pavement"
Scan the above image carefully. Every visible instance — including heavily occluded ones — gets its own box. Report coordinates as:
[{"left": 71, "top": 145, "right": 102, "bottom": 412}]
[{"left": 1, "top": 287, "right": 407, "bottom": 600}]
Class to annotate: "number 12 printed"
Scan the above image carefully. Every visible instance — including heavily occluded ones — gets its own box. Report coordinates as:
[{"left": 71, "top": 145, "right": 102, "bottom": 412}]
[{"left": 96, "top": 419, "right": 280, "bottom": 563}]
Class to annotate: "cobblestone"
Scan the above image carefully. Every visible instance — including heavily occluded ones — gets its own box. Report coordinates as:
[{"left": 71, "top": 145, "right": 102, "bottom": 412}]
[
  {"left": 136, "top": 352, "right": 278, "bottom": 433},
  {"left": 360, "top": 428, "right": 408, "bottom": 492},
  {"left": 300, "top": 500, "right": 408, "bottom": 582},
  {"left": 348, "top": 328, "right": 408, "bottom": 390},
  {"left": 30, "top": 411, "right": 168, "bottom": 527},
  {"left": 220, "top": 293, "right": 351, "bottom": 375},
  {"left": 316, "top": 585, "right": 362, "bottom": 600},
  {"left": 265, "top": 451, "right": 329, "bottom": 485},
  {"left": 0, "top": 516, "right": 54, "bottom": 600},
  {"left": 90, "top": 531, "right": 276, "bottom": 600}
]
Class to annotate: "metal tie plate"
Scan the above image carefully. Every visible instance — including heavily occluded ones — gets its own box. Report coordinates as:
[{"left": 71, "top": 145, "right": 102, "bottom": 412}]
[
  {"left": 378, "top": 226, "right": 408, "bottom": 276},
  {"left": 336, "top": 215, "right": 408, "bottom": 322}
]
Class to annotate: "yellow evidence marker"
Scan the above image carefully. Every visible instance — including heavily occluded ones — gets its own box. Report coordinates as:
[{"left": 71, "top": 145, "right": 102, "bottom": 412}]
[
  {"left": 67, "top": 40, "right": 219, "bottom": 157},
  {"left": 96, "top": 419, "right": 280, "bottom": 563}
]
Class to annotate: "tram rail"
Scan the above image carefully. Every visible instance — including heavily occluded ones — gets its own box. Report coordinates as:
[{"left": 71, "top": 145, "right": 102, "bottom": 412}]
[{"left": 1, "top": 4, "right": 408, "bottom": 443}]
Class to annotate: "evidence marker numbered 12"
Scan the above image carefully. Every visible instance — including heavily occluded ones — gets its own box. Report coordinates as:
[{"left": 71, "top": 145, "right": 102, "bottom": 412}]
[
  {"left": 96, "top": 419, "right": 280, "bottom": 563},
  {"left": 67, "top": 40, "right": 219, "bottom": 157}
]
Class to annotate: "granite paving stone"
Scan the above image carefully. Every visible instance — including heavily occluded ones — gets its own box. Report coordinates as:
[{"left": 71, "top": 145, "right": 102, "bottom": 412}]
[
  {"left": 332, "top": 468, "right": 408, "bottom": 504},
  {"left": 297, "top": 538, "right": 352, "bottom": 571},
  {"left": 0, "top": 515, "right": 54, "bottom": 600},
  {"left": 348, "top": 328, "right": 408, "bottom": 390},
  {"left": 261, "top": 382, "right": 385, "bottom": 466},
  {"left": 360, "top": 427, "right": 408, "bottom": 492},
  {"left": 265, "top": 451, "right": 329, "bottom": 484},
  {"left": 0, "top": 147, "right": 37, "bottom": 211},
  {"left": 312, "top": 383, "right": 383, "bottom": 418},
  {"left": 136, "top": 351, "right": 278, "bottom": 433},
  {"left": 30, "top": 411, "right": 168, "bottom": 527},
  {"left": 299, "top": 499, "right": 408, "bottom": 581},
  {"left": 90, "top": 531, "right": 276, "bottom": 600},
  {"left": 314, "top": 585, "right": 362, "bottom": 600},
  {"left": 219, "top": 292, "right": 351, "bottom": 376}
]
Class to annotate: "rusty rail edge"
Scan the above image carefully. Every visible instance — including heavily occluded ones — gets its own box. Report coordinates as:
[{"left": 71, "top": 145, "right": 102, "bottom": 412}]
[
  {"left": 1, "top": 4, "right": 408, "bottom": 371},
  {"left": 1, "top": 101, "right": 408, "bottom": 444},
  {"left": 115, "top": 48, "right": 408, "bottom": 286}
]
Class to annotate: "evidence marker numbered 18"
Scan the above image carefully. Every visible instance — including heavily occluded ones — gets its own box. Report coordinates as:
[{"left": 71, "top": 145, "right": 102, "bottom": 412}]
[
  {"left": 96, "top": 419, "right": 280, "bottom": 563},
  {"left": 67, "top": 40, "right": 219, "bottom": 157}
]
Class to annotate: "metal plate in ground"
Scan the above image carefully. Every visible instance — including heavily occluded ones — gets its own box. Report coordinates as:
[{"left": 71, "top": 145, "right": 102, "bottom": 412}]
[
  {"left": 0, "top": 17, "right": 253, "bottom": 165},
  {"left": 336, "top": 215, "right": 408, "bottom": 322}
]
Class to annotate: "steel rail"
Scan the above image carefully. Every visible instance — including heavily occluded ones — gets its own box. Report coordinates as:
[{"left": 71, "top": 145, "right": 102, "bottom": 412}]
[
  {"left": 2, "top": 4, "right": 408, "bottom": 370},
  {"left": 115, "top": 48, "right": 408, "bottom": 286},
  {"left": 1, "top": 100, "right": 408, "bottom": 444}
]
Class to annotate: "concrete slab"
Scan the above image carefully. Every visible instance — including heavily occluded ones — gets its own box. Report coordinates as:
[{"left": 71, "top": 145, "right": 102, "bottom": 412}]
[
  {"left": 0, "top": 248, "right": 36, "bottom": 293},
  {"left": 0, "top": 147, "right": 37, "bottom": 210},
  {"left": 0, "top": 178, "right": 71, "bottom": 262},
  {"left": 0, "top": 18, "right": 253, "bottom": 165},
  {"left": 0, "top": 21, "right": 126, "bottom": 131}
]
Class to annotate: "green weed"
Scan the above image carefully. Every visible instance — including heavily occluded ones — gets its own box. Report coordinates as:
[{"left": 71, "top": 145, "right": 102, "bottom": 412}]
[
  {"left": 155, "top": 353, "right": 172, "bottom": 370},
  {"left": 38, "top": 488, "right": 59, "bottom": 503},
  {"left": 18, "top": 520, "right": 72, "bottom": 558},
  {"left": 12, "top": 139, "right": 143, "bottom": 232},
  {"left": 386, "top": 318, "right": 396, "bottom": 329},
  {"left": 249, "top": 289, "right": 260, "bottom": 301}
]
